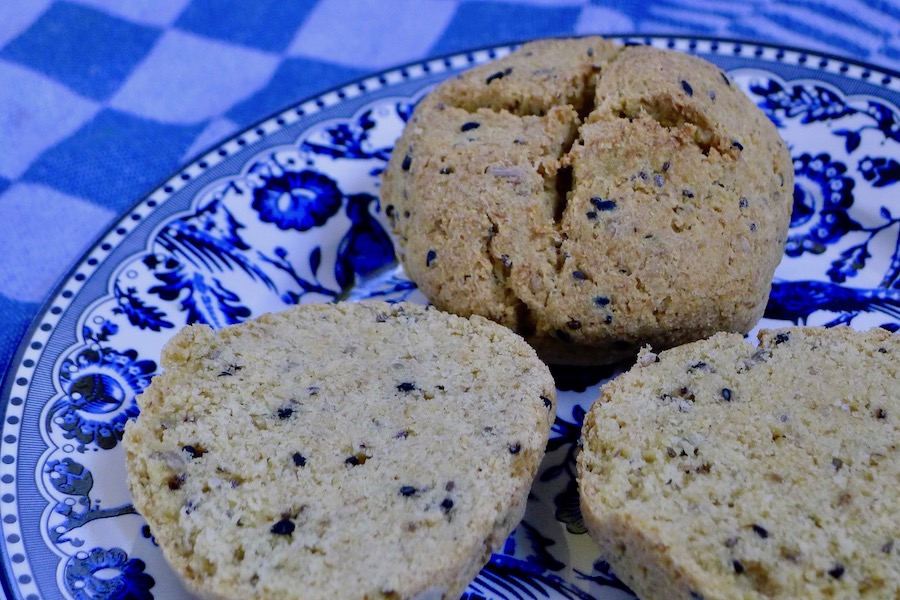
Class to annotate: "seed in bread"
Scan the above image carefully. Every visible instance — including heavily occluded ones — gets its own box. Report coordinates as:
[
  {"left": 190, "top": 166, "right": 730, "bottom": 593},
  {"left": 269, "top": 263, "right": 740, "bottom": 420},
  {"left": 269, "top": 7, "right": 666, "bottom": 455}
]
[
  {"left": 124, "top": 301, "right": 556, "bottom": 600},
  {"left": 381, "top": 37, "right": 793, "bottom": 365},
  {"left": 577, "top": 326, "right": 899, "bottom": 599}
]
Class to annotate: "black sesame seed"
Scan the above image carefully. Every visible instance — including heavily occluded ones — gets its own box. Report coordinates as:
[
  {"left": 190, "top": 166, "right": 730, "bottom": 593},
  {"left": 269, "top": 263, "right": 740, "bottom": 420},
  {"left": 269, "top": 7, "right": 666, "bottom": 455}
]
[
  {"left": 572, "top": 270, "right": 587, "bottom": 280},
  {"left": 739, "top": 197, "right": 748, "bottom": 208},
  {"left": 666, "top": 447, "right": 677, "bottom": 458},
  {"left": 708, "top": 91, "right": 716, "bottom": 100},
  {"left": 690, "top": 361, "right": 707, "bottom": 370},
  {"left": 395, "top": 429, "right": 410, "bottom": 439},
  {"left": 774, "top": 332, "right": 790, "bottom": 345},
  {"left": 541, "top": 395, "right": 553, "bottom": 409},
  {"left": 832, "top": 457, "right": 844, "bottom": 471},
  {"left": 721, "top": 72, "right": 731, "bottom": 86},
  {"left": 292, "top": 452, "right": 307, "bottom": 467},
  {"left": 883, "top": 540, "right": 894, "bottom": 553},
  {"left": 732, "top": 140, "right": 744, "bottom": 151},
  {"left": 271, "top": 518, "right": 295, "bottom": 536},
  {"left": 508, "top": 443, "right": 522, "bottom": 454},
  {"left": 385, "top": 204, "right": 395, "bottom": 218},
  {"left": 586, "top": 210, "right": 598, "bottom": 219},
  {"left": 722, "top": 388, "right": 733, "bottom": 401},
  {"left": 875, "top": 408, "right": 887, "bottom": 419},
  {"left": 683, "top": 189, "right": 694, "bottom": 198},
  {"left": 396, "top": 382, "right": 416, "bottom": 392},
  {"left": 654, "top": 174, "right": 665, "bottom": 187},
  {"left": 752, "top": 524, "right": 769, "bottom": 539},
  {"left": 439, "top": 167, "right": 452, "bottom": 175},
  {"left": 604, "top": 315, "right": 613, "bottom": 324},
  {"left": 485, "top": 70, "right": 505, "bottom": 84},
  {"left": 182, "top": 445, "right": 204, "bottom": 459},
  {"left": 681, "top": 80, "right": 693, "bottom": 96},
  {"left": 594, "top": 296, "right": 611, "bottom": 306},
  {"left": 217, "top": 364, "right": 242, "bottom": 377},
  {"left": 441, "top": 498, "right": 454, "bottom": 513},
  {"left": 733, "top": 560, "right": 745, "bottom": 574},
  {"left": 590, "top": 197, "right": 617, "bottom": 211},
  {"left": 485, "top": 71, "right": 503, "bottom": 84},
  {"left": 566, "top": 319, "right": 582, "bottom": 330},
  {"left": 277, "top": 407, "right": 293, "bottom": 420},
  {"left": 345, "top": 456, "right": 360, "bottom": 466},
  {"left": 426, "top": 250, "right": 437, "bottom": 267},
  {"left": 828, "top": 564, "right": 845, "bottom": 579},
  {"left": 587, "top": 47, "right": 594, "bottom": 57},
  {"left": 460, "top": 122, "right": 480, "bottom": 132},
  {"left": 401, "top": 154, "right": 411, "bottom": 171},
  {"left": 399, "top": 485, "right": 417, "bottom": 497}
]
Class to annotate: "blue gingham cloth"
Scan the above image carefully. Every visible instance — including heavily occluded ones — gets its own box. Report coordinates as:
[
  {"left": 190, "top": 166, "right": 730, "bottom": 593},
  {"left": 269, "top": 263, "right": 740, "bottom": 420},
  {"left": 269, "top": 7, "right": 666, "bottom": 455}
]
[{"left": 1, "top": 0, "right": 899, "bottom": 385}]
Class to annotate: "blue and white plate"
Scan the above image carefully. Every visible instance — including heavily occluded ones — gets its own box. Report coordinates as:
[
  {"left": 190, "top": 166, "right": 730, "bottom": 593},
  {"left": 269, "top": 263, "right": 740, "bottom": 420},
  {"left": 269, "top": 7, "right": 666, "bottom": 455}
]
[{"left": 2, "top": 36, "right": 899, "bottom": 600}]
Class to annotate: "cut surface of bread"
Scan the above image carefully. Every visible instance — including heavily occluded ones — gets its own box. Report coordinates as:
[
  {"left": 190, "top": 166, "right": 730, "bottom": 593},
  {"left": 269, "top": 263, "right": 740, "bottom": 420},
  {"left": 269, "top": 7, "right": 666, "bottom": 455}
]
[
  {"left": 124, "top": 301, "right": 556, "bottom": 600},
  {"left": 578, "top": 326, "right": 899, "bottom": 599}
]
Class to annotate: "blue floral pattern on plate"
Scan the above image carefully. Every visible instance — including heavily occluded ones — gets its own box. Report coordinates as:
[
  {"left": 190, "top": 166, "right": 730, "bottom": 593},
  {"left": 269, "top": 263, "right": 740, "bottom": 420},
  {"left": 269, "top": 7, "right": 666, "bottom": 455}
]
[{"left": 1, "top": 37, "right": 898, "bottom": 599}]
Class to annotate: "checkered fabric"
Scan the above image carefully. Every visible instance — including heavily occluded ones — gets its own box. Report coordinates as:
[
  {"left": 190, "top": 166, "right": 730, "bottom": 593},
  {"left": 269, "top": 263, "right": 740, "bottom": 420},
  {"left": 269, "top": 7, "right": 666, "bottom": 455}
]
[{"left": 1, "top": 0, "right": 899, "bottom": 382}]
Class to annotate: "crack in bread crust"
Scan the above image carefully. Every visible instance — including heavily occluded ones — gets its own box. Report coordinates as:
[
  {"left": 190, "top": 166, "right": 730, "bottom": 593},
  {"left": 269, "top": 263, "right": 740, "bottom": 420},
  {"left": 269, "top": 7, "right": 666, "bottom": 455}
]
[{"left": 381, "top": 37, "right": 794, "bottom": 365}]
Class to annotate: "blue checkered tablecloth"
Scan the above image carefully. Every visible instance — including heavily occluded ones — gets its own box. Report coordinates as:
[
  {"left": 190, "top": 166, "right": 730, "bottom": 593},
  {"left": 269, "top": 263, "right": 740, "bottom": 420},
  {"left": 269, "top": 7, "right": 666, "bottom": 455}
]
[{"left": 1, "top": 0, "right": 899, "bottom": 385}]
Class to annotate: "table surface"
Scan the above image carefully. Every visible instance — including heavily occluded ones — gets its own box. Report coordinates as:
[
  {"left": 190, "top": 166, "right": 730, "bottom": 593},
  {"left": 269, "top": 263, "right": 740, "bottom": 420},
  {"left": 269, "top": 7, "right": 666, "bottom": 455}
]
[{"left": 2, "top": 0, "right": 899, "bottom": 386}]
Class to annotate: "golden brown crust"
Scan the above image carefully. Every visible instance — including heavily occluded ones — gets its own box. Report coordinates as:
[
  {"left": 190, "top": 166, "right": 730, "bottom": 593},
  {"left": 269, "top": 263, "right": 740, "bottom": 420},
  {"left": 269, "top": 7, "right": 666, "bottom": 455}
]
[{"left": 381, "top": 37, "right": 793, "bottom": 365}]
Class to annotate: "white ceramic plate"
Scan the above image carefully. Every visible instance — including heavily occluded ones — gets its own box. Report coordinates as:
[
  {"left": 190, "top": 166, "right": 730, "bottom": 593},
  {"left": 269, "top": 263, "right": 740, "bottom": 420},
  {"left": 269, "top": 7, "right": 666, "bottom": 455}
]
[{"left": 2, "top": 36, "right": 899, "bottom": 600}]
